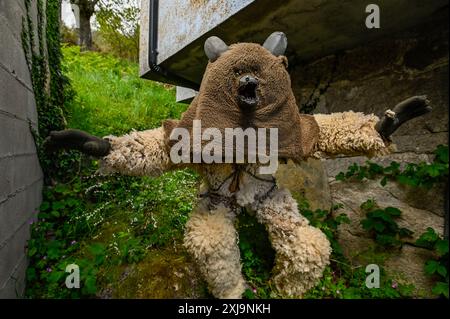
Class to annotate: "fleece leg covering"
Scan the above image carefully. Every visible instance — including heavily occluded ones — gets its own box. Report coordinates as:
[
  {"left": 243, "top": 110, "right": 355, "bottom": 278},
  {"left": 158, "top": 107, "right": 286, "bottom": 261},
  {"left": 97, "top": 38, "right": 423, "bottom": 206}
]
[
  {"left": 255, "top": 188, "right": 331, "bottom": 297},
  {"left": 184, "top": 200, "right": 246, "bottom": 299}
]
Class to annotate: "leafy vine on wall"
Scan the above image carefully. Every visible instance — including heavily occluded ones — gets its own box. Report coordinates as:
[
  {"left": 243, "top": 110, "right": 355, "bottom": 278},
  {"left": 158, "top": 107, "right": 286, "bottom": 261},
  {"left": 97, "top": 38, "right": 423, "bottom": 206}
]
[{"left": 21, "top": 0, "right": 76, "bottom": 182}]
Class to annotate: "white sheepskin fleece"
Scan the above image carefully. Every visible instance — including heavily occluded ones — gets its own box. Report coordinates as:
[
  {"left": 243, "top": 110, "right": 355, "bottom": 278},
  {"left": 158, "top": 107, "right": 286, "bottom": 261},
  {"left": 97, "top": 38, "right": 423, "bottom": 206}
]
[
  {"left": 313, "top": 111, "right": 394, "bottom": 158},
  {"left": 99, "top": 127, "right": 172, "bottom": 177},
  {"left": 254, "top": 188, "right": 331, "bottom": 297},
  {"left": 183, "top": 200, "right": 247, "bottom": 299}
]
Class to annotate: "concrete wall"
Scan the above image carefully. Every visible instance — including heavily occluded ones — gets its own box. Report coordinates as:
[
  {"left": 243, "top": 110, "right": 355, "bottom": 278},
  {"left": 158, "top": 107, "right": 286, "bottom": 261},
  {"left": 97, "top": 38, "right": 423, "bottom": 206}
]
[{"left": 0, "top": 0, "right": 43, "bottom": 298}]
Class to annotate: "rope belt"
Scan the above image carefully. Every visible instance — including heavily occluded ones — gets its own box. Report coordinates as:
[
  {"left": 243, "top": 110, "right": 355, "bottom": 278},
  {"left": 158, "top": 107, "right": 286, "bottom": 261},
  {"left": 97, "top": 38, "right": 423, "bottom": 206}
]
[{"left": 199, "top": 165, "right": 278, "bottom": 210}]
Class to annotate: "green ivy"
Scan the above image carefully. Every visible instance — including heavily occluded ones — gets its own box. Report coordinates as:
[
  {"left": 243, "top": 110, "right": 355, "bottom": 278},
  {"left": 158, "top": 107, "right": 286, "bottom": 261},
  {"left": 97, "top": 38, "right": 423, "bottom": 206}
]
[
  {"left": 360, "top": 199, "right": 413, "bottom": 248},
  {"left": 299, "top": 201, "right": 415, "bottom": 299},
  {"left": 25, "top": 168, "right": 200, "bottom": 298},
  {"left": 335, "top": 145, "right": 448, "bottom": 188},
  {"left": 21, "top": 0, "right": 77, "bottom": 182},
  {"left": 238, "top": 212, "right": 277, "bottom": 299},
  {"left": 335, "top": 145, "right": 449, "bottom": 298},
  {"left": 300, "top": 202, "right": 350, "bottom": 258},
  {"left": 415, "top": 228, "right": 449, "bottom": 298}
]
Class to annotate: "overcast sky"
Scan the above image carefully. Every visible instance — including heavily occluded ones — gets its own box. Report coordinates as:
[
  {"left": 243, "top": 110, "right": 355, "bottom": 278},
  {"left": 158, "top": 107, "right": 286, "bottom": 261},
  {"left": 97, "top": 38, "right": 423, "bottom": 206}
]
[
  {"left": 61, "top": 0, "right": 139, "bottom": 29},
  {"left": 61, "top": 1, "right": 76, "bottom": 27},
  {"left": 61, "top": 0, "right": 99, "bottom": 29}
]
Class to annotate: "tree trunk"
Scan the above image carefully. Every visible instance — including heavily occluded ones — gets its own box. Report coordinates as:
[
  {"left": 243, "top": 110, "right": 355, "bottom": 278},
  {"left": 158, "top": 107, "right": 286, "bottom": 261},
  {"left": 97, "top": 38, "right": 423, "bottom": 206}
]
[
  {"left": 79, "top": 6, "right": 93, "bottom": 51},
  {"left": 71, "top": 0, "right": 98, "bottom": 51}
]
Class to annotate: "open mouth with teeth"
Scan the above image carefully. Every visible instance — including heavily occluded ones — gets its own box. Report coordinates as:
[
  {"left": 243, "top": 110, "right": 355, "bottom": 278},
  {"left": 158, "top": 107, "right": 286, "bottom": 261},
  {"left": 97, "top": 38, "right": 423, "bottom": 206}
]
[{"left": 238, "top": 80, "right": 259, "bottom": 108}]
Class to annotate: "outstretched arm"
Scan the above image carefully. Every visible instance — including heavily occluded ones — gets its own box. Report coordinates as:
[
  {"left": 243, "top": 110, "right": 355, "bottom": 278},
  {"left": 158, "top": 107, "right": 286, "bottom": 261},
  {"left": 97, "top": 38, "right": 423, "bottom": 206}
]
[
  {"left": 45, "top": 127, "right": 173, "bottom": 177},
  {"left": 312, "top": 96, "right": 432, "bottom": 158}
]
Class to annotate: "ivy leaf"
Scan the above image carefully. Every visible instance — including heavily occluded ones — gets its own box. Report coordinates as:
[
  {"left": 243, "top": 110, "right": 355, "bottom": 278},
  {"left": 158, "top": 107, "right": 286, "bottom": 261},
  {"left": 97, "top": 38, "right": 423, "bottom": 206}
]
[
  {"left": 384, "top": 161, "right": 401, "bottom": 174},
  {"left": 415, "top": 227, "right": 439, "bottom": 248},
  {"left": 434, "top": 145, "right": 449, "bottom": 164},
  {"left": 315, "top": 209, "right": 328, "bottom": 219},
  {"left": 342, "top": 287, "right": 362, "bottom": 299},
  {"left": 65, "top": 198, "right": 80, "bottom": 207},
  {"left": 38, "top": 212, "right": 49, "bottom": 219},
  {"left": 88, "top": 243, "right": 106, "bottom": 256},
  {"left": 435, "top": 240, "right": 449, "bottom": 257},
  {"left": 52, "top": 201, "right": 66, "bottom": 210},
  {"left": 399, "top": 227, "right": 414, "bottom": 238},
  {"left": 28, "top": 246, "right": 37, "bottom": 257},
  {"left": 54, "top": 184, "right": 68, "bottom": 194},
  {"left": 47, "top": 240, "right": 63, "bottom": 260},
  {"left": 361, "top": 219, "right": 374, "bottom": 231},
  {"left": 88, "top": 243, "right": 106, "bottom": 266},
  {"left": 335, "top": 172, "right": 345, "bottom": 181},
  {"left": 424, "top": 260, "right": 440, "bottom": 275},
  {"left": 380, "top": 176, "right": 388, "bottom": 187},
  {"left": 436, "top": 265, "right": 447, "bottom": 278},
  {"left": 347, "top": 163, "right": 359, "bottom": 176},
  {"left": 51, "top": 210, "right": 60, "bottom": 218},
  {"left": 371, "top": 210, "right": 395, "bottom": 224},
  {"left": 26, "top": 267, "right": 37, "bottom": 281},
  {"left": 360, "top": 199, "right": 376, "bottom": 212},
  {"left": 40, "top": 201, "right": 50, "bottom": 211},
  {"left": 243, "top": 288, "right": 256, "bottom": 299},
  {"left": 385, "top": 207, "right": 401, "bottom": 217},
  {"left": 373, "top": 222, "right": 386, "bottom": 232},
  {"left": 48, "top": 270, "right": 64, "bottom": 283},
  {"left": 331, "top": 241, "right": 344, "bottom": 255},
  {"left": 376, "top": 234, "right": 398, "bottom": 246},
  {"left": 357, "top": 169, "right": 367, "bottom": 180},
  {"left": 425, "top": 165, "right": 441, "bottom": 177},
  {"left": 397, "top": 175, "right": 418, "bottom": 187},
  {"left": 84, "top": 276, "right": 97, "bottom": 295},
  {"left": 335, "top": 213, "right": 350, "bottom": 225},
  {"left": 432, "top": 282, "right": 449, "bottom": 298}
]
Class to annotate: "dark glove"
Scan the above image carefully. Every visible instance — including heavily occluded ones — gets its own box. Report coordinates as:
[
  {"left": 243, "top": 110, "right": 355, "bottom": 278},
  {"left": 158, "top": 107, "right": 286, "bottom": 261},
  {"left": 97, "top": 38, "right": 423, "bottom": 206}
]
[
  {"left": 44, "top": 129, "right": 111, "bottom": 157},
  {"left": 375, "top": 95, "right": 432, "bottom": 141}
]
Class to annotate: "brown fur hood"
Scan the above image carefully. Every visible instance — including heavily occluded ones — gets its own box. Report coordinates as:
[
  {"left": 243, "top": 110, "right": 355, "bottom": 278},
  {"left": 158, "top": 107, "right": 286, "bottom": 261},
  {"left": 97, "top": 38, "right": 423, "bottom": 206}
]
[{"left": 163, "top": 42, "right": 319, "bottom": 163}]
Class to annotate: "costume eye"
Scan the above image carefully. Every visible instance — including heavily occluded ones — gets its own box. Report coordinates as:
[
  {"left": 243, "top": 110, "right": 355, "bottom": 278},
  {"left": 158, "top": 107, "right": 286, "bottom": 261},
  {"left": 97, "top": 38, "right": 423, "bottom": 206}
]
[
  {"left": 251, "top": 66, "right": 260, "bottom": 76},
  {"left": 234, "top": 68, "right": 243, "bottom": 76}
]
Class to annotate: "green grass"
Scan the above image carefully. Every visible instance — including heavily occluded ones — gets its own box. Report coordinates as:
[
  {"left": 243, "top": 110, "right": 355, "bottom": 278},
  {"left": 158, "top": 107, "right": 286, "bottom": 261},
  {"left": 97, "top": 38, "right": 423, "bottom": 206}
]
[{"left": 62, "top": 45, "right": 187, "bottom": 136}]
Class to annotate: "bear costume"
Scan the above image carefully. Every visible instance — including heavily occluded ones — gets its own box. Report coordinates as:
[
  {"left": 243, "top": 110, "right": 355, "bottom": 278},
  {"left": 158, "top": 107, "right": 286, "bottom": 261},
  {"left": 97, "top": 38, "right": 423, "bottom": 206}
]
[{"left": 46, "top": 32, "right": 431, "bottom": 298}]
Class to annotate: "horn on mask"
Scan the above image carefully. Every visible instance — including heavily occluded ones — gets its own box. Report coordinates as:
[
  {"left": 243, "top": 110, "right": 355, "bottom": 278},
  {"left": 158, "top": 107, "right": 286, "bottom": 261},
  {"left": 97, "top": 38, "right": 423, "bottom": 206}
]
[
  {"left": 204, "top": 36, "right": 229, "bottom": 62},
  {"left": 263, "top": 31, "right": 287, "bottom": 56}
]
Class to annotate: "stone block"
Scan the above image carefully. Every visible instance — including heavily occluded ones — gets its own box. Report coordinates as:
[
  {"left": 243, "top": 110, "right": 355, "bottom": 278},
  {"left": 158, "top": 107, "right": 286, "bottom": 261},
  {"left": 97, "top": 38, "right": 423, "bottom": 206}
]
[
  {"left": 0, "top": 154, "right": 43, "bottom": 204},
  {"left": 0, "top": 180, "right": 42, "bottom": 245},
  {"left": 0, "top": 15, "right": 33, "bottom": 90},
  {"left": 0, "top": 65, "right": 37, "bottom": 124},
  {"left": 0, "top": 223, "right": 30, "bottom": 292},
  {"left": 276, "top": 158, "right": 332, "bottom": 211},
  {"left": 0, "top": 115, "right": 39, "bottom": 157},
  {"left": 0, "top": 254, "right": 28, "bottom": 298},
  {"left": 0, "top": 0, "right": 27, "bottom": 44}
]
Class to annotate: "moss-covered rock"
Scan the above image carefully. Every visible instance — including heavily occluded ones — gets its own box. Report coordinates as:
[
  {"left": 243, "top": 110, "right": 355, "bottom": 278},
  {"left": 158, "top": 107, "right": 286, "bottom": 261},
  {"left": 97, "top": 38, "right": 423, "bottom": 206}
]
[{"left": 98, "top": 247, "right": 209, "bottom": 299}]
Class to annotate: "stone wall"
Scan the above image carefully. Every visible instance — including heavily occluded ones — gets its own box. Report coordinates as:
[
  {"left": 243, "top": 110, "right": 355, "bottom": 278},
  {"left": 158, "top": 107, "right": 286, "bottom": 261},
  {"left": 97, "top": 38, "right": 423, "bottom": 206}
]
[
  {"left": 0, "top": 0, "right": 43, "bottom": 298},
  {"left": 288, "top": 11, "right": 448, "bottom": 295}
]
